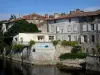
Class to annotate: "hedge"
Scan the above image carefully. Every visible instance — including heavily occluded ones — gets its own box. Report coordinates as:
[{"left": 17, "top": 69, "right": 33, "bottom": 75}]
[{"left": 59, "top": 53, "right": 87, "bottom": 60}]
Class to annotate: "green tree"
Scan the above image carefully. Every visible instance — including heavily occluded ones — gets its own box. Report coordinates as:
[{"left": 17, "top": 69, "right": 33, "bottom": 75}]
[
  {"left": 4, "top": 20, "right": 40, "bottom": 37},
  {"left": 52, "top": 40, "right": 59, "bottom": 48},
  {"left": 29, "top": 40, "right": 35, "bottom": 47}
]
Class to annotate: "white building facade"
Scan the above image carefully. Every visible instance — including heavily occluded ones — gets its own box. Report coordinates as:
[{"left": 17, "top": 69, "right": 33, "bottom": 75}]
[{"left": 13, "top": 33, "right": 56, "bottom": 45}]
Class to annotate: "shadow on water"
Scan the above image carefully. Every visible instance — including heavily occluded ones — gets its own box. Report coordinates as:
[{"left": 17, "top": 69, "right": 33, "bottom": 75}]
[{"left": 0, "top": 58, "right": 100, "bottom": 75}]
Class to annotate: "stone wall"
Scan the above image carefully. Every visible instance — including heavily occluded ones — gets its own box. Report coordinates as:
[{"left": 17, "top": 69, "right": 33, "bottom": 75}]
[{"left": 86, "top": 56, "right": 100, "bottom": 72}]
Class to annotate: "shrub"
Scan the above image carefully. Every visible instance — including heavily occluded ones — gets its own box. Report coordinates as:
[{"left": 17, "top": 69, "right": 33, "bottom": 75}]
[
  {"left": 61, "top": 40, "right": 78, "bottom": 47},
  {"left": 29, "top": 40, "right": 35, "bottom": 47},
  {"left": 52, "top": 40, "right": 59, "bottom": 47},
  {"left": 59, "top": 53, "right": 87, "bottom": 60},
  {"left": 12, "top": 44, "right": 24, "bottom": 53},
  {"left": 71, "top": 46, "right": 82, "bottom": 53},
  {"left": 61, "top": 40, "right": 70, "bottom": 46},
  {"left": 96, "top": 46, "right": 100, "bottom": 53},
  {"left": 71, "top": 41, "right": 78, "bottom": 47}
]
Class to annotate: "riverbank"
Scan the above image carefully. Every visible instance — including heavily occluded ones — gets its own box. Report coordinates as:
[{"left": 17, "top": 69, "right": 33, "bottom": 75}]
[{"left": 1, "top": 55, "right": 86, "bottom": 70}]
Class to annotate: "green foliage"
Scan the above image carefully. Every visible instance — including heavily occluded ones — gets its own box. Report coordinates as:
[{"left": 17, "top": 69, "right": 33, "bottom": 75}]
[
  {"left": 59, "top": 53, "right": 87, "bottom": 60},
  {"left": 61, "top": 40, "right": 78, "bottom": 47},
  {"left": 4, "top": 20, "right": 39, "bottom": 37},
  {"left": 10, "top": 14, "right": 16, "bottom": 20},
  {"left": 97, "top": 46, "right": 100, "bottom": 53},
  {"left": 61, "top": 40, "right": 70, "bottom": 46},
  {"left": 52, "top": 40, "right": 59, "bottom": 46},
  {"left": 71, "top": 46, "right": 82, "bottom": 53},
  {"left": 12, "top": 44, "right": 24, "bottom": 53},
  {"left": 29, "top": 40, "right": 35, "bottom": 47}
]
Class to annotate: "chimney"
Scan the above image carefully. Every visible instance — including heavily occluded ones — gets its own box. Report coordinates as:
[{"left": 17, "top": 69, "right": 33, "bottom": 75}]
[
  {"left": 54, "top": 13, "right": 60, "bottom": 18},
  {"left": 45, "top": 14, "right": 48, "bottom": 19}
]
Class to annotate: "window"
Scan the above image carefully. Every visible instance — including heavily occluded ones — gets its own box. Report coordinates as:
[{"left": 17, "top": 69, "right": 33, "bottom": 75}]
[
  {"left": 91, "top": 24, "right": 94, "bottom": 30},
  {"left": 15, "top": 38, "right": 17, "bottom": 41},
  {"left": 68, "top": 35, "right": 71, "bottom": 41},
  {"left": 38, "top": 36, "right": 44, "bottom": 40},
  {"left": 20, "top": 37, "right": 23, "bottom": 44},
  {"left": 69, "top": 19, "right": 71, "bottom": 22},
  {"left": 83, "top": 25, "right": 87, "bottom": 31},
  {"left": 92, "top": 48, "right": 95, "bottom": 55},
  {"left": 33, "top": 49, "right": 35, "bottom": 52},
  {"left": 67, "top": 25, "right": 71, "bottom": 32},
  {"left": 86, "top": 48, "right": 88, "bottom": 53},
  {"left": 54, "top": 20, "right": 56, "bottom": 23},
  {"left": 61, "top": 29, "right": 63, "bottom": 33},
  {"left": 74, "top": 36, "right": 77, "bottom": 41},
  {"left": 83, "top": 35, "right": 87, "bottom": 43},
  {"left": 49, "top": 36, "right": 54, "bottom": 40},
  {"left": 91, "top": 35, "right": 95, "bottom": 43}
]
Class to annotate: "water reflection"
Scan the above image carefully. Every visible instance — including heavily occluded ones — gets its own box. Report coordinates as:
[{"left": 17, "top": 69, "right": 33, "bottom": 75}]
[{"left": 0, "top": 58, "right": 86, "bottom": 75}]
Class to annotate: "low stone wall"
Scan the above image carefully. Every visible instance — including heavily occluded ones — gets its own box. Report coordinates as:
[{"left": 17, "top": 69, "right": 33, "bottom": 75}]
[
  {"left": 11, "top": 44, "right": 73, "bottom": 65},
  {"left": 55, "top": 44, "right": 72, "bottom": 60},
  {"left": 86, "top": 56, "right": 100, "bottom": 72}
]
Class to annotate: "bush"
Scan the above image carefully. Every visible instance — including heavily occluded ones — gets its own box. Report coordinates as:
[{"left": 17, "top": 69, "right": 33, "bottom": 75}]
[
  {"left": 12, "top": 44, "right": 24, "bottom": 53},
  {"left": 29, "top": 40, "right": 35, "bottom": 47},
  {"left": 59, "top": 53, "right": 87, "bottom": 60},
  {"left": 71, "top": 46, "right": 82, "bottom": 53},
  {"left": 71, "top": 41, "right": 78, "bottom": 47},
  {"left": 61, "top": 40, "right": 70, "bottom": 46},
  {"left": 52, "top": 40, "right": 59, "bottom": 47},
  {"left": 61, "top": 40, "right": 78, "bottom": 47}
]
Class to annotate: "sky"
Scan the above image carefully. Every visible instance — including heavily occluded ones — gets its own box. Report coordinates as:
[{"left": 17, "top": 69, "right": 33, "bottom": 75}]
[{"left": 0, "top": 0, "right": 100, "bottom": 21}]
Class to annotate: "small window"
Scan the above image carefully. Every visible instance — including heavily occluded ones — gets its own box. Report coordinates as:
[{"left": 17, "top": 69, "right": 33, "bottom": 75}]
[
  {"left": 38, "top": 36, "right": 44, "bottom": 40},
  {"left": 91, "top": 24, "right": 94, "bottom": 30},
  {"left": 69, "top": 19, "right": 71, "bottom": 22},
  {"left": 61, "top": 29, "right": 63, "bottom": 33},
  {"left": 15, "top": 38, "right": 17, "bottom": 41},
  {"left": 68, "top": 35, "right": 71, "bottom": 41},
  {"left": 54, "top": 20, "right": 56, "bottom": 23},
  {"left": 92, "top": 48, "right": 95, "bottom": 55},
  {"left": 67, "top": 25, "right": 71, "bottom": 32},
  {"left": 20, "top": 37, "right": 23, "bottom": 44},
  {"left": 83, "top": 35, "right": 87, "bottom": 43},
  {"left": 91, "top": 35, "right": 95, "bottom": 43},
  {"left": 33, "top": 49, "right": 35, "bottom": 52},
  {"left": 49, "top": 36, "right": 54, "bottom": 40}
]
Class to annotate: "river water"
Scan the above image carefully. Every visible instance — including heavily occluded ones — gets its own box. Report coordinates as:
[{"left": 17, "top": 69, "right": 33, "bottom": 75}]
[{"left": 0, "top": 58, "right": 99, "bottom": 75}]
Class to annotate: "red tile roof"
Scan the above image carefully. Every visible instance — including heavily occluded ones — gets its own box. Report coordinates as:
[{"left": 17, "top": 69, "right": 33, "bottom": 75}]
[
  {"left": 21, "top": 13, "right": 46, "bottom": 20},
  {"left": 48, "top": 9, "right": 100, "bottom": 20}
]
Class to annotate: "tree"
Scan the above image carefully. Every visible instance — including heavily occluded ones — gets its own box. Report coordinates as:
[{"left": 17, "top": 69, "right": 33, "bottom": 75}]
[
  {"left": 4, "top": 20, "right": 40, "bottom": 37},
  {"left": 10, "top": 14, "right": 16, "bottom": 20},
  {"left": 29, "top": 40, "right": 35, "bottom": 47},
  {"left": 52, "top": 40, "right": 59, "bottom": 48}
]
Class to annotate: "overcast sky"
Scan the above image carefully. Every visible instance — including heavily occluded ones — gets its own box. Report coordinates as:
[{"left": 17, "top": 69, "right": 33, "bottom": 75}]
[{"left": 0, "top": 0, "right": 100, "bottom": 21}]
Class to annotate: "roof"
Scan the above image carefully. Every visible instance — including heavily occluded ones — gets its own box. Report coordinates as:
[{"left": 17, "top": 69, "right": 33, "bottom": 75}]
[
  {"left": 48, "top": 9, "right": 100, "bottom": 20},
  {"left": 19, "top": 13, "right": 46, "bottom": 20}
]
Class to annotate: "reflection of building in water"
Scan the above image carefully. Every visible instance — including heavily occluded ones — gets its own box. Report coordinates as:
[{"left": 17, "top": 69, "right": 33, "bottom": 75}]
[{"left": 13, "top": 62, "right": 72, "bottom": 75}]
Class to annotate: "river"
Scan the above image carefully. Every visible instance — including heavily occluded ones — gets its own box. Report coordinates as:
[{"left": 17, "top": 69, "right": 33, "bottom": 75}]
[{"left": 0, "top": 58, "right": 99, "bottom": 75}]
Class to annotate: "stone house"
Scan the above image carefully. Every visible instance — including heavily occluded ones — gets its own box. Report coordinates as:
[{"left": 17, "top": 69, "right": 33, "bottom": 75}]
[
  {"left": 1, "top": 13, "right": 48, "bottom": 34},
  {"left": 47, "top": 9, "right": 81, "bottom": 41}
]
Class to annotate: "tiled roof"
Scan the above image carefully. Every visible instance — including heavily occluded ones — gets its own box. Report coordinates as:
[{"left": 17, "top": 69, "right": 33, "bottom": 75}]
[
  {"left": 21, "top": 13, "right": 46, "bottom": 20},
  {"left": 48, "top": 9, "right": 100, "bottom": 20}
]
